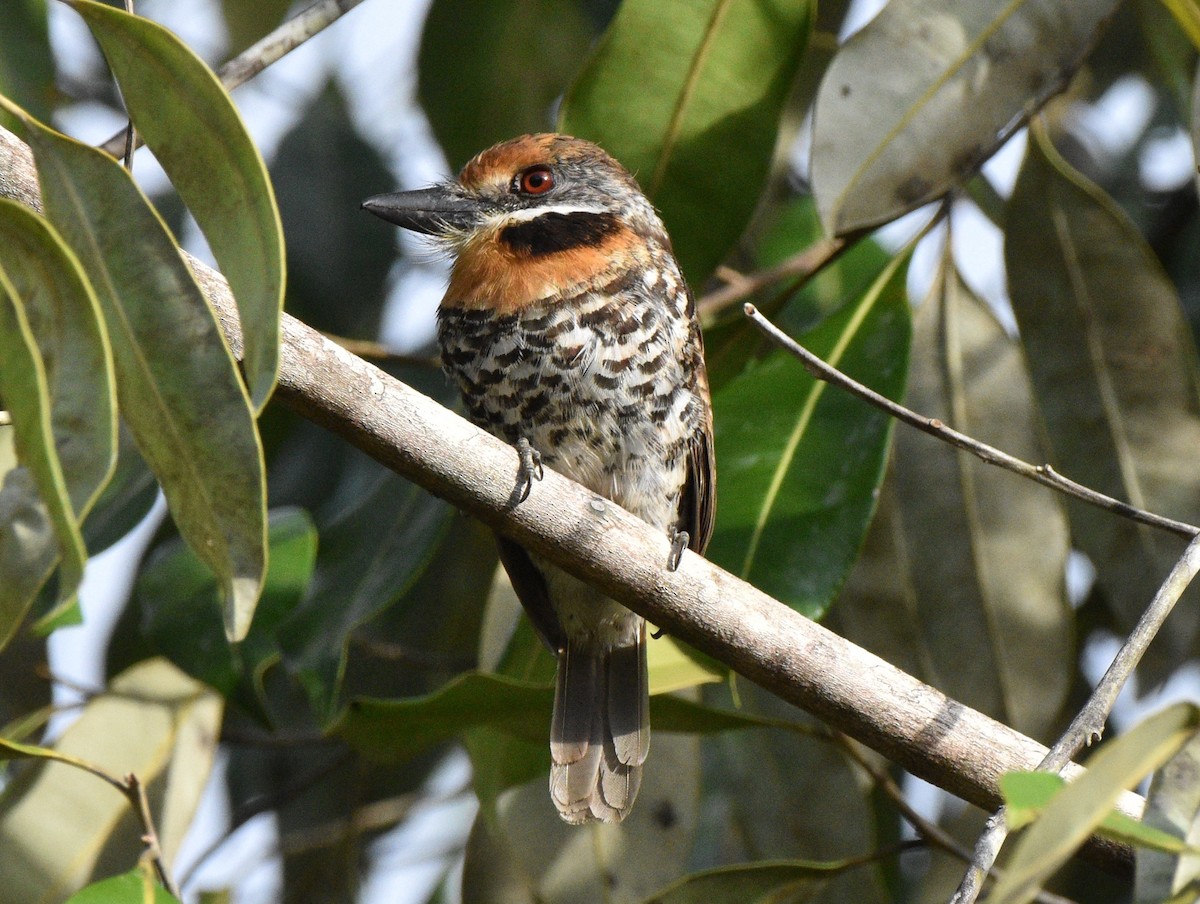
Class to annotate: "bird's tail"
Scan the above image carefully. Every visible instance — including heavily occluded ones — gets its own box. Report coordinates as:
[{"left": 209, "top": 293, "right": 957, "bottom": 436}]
[{"left": 549, "top": 622, "right": 649, "bottom": 824}]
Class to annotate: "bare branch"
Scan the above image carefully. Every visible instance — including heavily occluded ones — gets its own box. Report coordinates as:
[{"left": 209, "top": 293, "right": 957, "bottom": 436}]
[
  {"left": 0, "top": 123, "right": 1139, "bottom": 873},
  {"left": 743, "top": 303, "right": 1199, "bottom": 539}
]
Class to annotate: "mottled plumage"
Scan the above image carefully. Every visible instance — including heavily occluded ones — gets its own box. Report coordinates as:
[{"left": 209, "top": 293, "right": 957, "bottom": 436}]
[{"left": 364, "top": 134, "right": 714, "bottom": 824}]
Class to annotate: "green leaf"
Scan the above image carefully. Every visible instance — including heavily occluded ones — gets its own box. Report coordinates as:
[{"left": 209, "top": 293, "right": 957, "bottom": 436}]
[
  {"left": 68, "top": 0, "right": 285, "bottom": 412},
  {"left": 18, "top": 109, "right": 268, "bottom": 641},
  {"left": 0, "top": 659, "right": 221, "bottom": 902},
  {"left": 0, "top": 262, "right": 86, "bottom": 647},
  {"left": 65, "top": 868, "right": 181, "bottom": 904},
  {"left": 836, "top": 254, "right": 1072, "bottom": 738},
  {"left": 560, "top": 0, "right": 815, "bottom": 286},
  {"left": 419, "top": 0, "right": 594, "bottom": 170},
  {"left": 989, "top": 703, "right": 1200, "bottom": 904},
  {"left": 219, "top": 0, "right": 292, "bottom": 54},
  {"left": 81, "top": 423, "right": 156, "bottom": 556},
  {"left": 0, "top": 0, "right": 55, "bottom": 129},
  {"left": 1003, "top": 771, "right": 1195, "bottom": 854},
  {"left": 1006, "top": 122, "right": 1200, "bottom": 677},
  {"left": 707, "top": 247, "right": 911, "bottom": 617},
  {"left": 811, "top": 0, "right": 1123, "bottom": 234},
  {"left": 0, "top": 200, "right": 117, "bottom": 520}
]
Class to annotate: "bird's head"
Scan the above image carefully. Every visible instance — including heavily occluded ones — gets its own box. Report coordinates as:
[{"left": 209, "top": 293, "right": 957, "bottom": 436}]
[{"left": 363, "top": 134, "right": 667, "bottom": 312}]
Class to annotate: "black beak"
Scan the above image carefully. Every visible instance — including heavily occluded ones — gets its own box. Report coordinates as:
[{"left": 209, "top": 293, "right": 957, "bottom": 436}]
[{"left": 361, "top": 186, "right": 483, "bottom": 236}]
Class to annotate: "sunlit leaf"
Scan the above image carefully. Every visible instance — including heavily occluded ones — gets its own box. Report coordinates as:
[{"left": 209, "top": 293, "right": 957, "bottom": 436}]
[
  {"left": 18, "top": 109, "right": 268, "bottom": 641},
  {"left": 812, "top": 0, "right": 1122, "bottom": 234},
  {"left": 707, "top": 247, "right": 911, "bottom": 617},
  {"left": 989, "top": 703, "right": 1200, "bottom": 904},
  {"left": 69, "top": 0, "right": 285, "bottom": 412},
  {"left": 0, "top": 262, "right": 86, "bottom": 646},
  {"left": 1006, "top": 121, "right": 1200, "bottom": 676},
  {"left": 1162, "top": 0, "right": 1200, "bottom": 49},
  {"left": 560, "top": 0, "right": 815, "bottom": 286},
  {"left": 0, "top": 659, "right": 221, "bottom": 901}
]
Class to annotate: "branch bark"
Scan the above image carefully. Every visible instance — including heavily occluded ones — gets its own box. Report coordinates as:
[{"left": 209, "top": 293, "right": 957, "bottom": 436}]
[{"left": 0, "top": 124, "right": 1139, "bottom": 871}]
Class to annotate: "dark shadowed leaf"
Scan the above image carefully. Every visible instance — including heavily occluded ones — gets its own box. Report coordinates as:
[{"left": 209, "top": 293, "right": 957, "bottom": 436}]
[
  {"left": 811, "top": 0, "right": 1123, "bottom": 234},
  {"left": 219, "top": 0, "right": 293, "bottom": 54},
  {"left": 69, "top": 0, "right": 285, "bottom": 412},
  {"left": 419, "top": 0, "right": 594, "bottom": 170},
  {"left": 20, "top": 111, "right": 267, "bottom": 641},
  {"left": 136, "top": 508, "right": 316, "bottom": 719},
  {"left": 80, "top": 423, "right": 156, "bottom": 557},
  {"left": 277, "top": 470, "right": 452, "bottom": 723},
  {"left": 1006, "top": 122, "right": 1200, "bottom": 675},
  {"left": 0, "top": 0, "right": 55, "bottom": 130},
  {"left": 707, "top": 248, "right": 911, "bottom": 618},
  {"left": 560, "top": 0, "right": 815, "bottom": 286},
  {"left": 836, "top": 253, "right": 1072, "bottom": 740}
]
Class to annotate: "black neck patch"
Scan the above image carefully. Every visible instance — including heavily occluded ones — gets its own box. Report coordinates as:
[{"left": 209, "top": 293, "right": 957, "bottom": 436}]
[{"left": 499, "top": 211, "right": 621, "bottom": 256}]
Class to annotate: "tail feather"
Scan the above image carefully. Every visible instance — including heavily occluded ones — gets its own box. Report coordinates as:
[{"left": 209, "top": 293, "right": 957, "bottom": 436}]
[{"left": 549, "top": 628, "right": 650, "bottom": 824}]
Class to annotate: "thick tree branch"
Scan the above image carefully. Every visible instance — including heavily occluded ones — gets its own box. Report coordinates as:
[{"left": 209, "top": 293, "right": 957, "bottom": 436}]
[{"left": 0, "top": 124, "right": 1139, "bottom": 871}]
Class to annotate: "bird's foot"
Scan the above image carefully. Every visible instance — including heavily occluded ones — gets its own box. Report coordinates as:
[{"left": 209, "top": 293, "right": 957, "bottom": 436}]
[
  {"left": 510, "top": 437, "right": 544, "bottom": 506},
  {"left": 667, "top": 529, "right": 689, "bottom": 572}
]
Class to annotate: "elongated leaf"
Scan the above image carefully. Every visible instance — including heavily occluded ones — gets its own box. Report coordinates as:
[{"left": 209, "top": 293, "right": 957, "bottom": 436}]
[
  {"left": 989, "top": 703, "right": 1200, "bottom": 904},
  {"left": 707, "top": 248, "right": 911, "bottom": 617},
  {"left": 1003, "top": 771, "right": 1194, "bottom": 854},
  {"left": 0, "top": 659, "right": 221, "bottom": 901},
  {"left": 1164, "top": 0, "right": 1200, "bottom": 49},
  {"left": 0, "top": 0, "right": 55, "bottom": 128},
  {"left": 0, "top": 200, "right": 116, "bottom": 521},
  {"left": 420, "top": 0, "right": 594, "bottom": 169},
  {"left": 1137, "top": 732, "right": 1200, "bottom": 902},
  {"left": 0, "top": 263, "right": 85, "bottom": 646},
  {"left": 560, "top": 0, "right": 815, "bottom": 286},
  {"left": 69, "top": 0, "right": 285, "bottom": 411},
  {"left": 838, "top": 256, "right": 1071, "bottom": 738},
  {"left": 19, "top": 110, "right": 267, "bottom": 641},
  {"left": 1006, "top": 122, "right": 1200, "bottom": 675},
  {"left": 811, "top": 0, "right": 1122, "bottom": 234}
]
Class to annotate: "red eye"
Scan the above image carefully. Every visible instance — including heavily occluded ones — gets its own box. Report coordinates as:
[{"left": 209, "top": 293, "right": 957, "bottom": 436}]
[{"left": 518, "top": 166, "right": 555, "bottom": 195}]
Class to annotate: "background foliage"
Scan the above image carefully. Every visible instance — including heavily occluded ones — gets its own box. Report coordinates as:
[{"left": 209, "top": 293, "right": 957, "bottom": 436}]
[{"left": 4, "top": 0, "right": 1200, "bottom": 901}]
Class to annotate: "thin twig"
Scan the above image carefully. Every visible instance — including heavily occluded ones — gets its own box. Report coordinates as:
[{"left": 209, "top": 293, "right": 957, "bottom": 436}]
[
  {"left": 98, "top": 0, "right": 366, "bottom": 157},
  {"left": 126, "top": 772, "right": 181, "bottom": 898},
  {"left": 742, "top": 304, "right": 1200, "bottom": 540},
  {"left": 951, "top": 533, "right": 1200, "bottom": 903},
  {"left": 697, "top": 236, "right": 848, "bottom": 319}
]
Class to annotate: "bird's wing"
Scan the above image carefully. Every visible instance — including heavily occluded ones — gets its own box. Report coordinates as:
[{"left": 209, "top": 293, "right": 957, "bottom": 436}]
[
  {"left": 495, "top": 534, "right": 567, "bottom": 653},
  {"left": 681, "top": 408, "right": 716, "bottom": 556}
]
